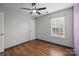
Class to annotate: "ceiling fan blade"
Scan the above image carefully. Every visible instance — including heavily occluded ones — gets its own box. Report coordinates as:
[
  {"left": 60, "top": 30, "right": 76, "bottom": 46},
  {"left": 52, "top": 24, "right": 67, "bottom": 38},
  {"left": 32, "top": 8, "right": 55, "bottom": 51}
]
[
  {"left": 30, "top": 12, "right": 33, "bottom": 14},
  {"left": 37, "top": 7, "right": 46, "bottom": 10},
  {"left": 21, "top": 8, "right": 32, "bottom": 10},
  {"left": 37, "top": 11, "right": 41, "bottom": 15}
]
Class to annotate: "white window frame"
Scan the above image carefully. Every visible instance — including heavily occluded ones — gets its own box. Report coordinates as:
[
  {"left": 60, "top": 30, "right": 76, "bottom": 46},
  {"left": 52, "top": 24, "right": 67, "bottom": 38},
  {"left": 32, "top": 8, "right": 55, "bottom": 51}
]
[{"left": 51, "top": 16, "right": 65, "bottom": 38}]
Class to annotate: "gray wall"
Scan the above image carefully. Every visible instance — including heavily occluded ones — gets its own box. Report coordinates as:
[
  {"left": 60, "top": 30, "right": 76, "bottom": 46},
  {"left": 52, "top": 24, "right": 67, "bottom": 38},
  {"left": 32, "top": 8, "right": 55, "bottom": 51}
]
[
  {"left": 36, "top": 8, "right": 74, "bottom": 48},
  {"left": 0, "top": 4, "right": 35, "bottom": 49}
]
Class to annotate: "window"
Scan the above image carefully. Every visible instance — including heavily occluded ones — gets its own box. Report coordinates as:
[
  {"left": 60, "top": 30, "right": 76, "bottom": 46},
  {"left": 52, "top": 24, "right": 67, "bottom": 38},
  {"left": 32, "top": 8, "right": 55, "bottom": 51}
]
[{"left": 51, "top": 16, "right": 65, "bottom": 38}]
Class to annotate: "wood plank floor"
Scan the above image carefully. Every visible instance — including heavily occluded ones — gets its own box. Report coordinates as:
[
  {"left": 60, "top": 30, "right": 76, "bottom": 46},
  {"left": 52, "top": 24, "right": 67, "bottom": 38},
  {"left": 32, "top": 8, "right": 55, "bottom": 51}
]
[{"left": 0, "top": 39, "right": 75, "bottom": 56}]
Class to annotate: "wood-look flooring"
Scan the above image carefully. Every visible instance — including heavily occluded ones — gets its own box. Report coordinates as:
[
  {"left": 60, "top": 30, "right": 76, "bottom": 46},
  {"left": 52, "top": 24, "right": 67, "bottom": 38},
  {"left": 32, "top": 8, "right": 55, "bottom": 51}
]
[{"left": 0, "top": 39, "right": 75, "bottom": 56}]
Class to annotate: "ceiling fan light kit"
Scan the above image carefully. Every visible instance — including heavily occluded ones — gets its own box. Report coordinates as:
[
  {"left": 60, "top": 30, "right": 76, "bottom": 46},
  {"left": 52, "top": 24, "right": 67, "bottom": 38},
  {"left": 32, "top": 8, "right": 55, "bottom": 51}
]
[
  {"left": 32, "top": 10, "right": 36, "bottom": 13},
  {"left": 21, "top": 3, "right": 47, "bottom": 15}
]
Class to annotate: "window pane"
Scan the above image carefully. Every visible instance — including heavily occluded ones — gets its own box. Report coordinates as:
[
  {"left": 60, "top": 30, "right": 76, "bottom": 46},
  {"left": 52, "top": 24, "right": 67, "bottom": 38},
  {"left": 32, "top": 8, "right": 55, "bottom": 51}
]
[{"left": 59, "top": 28, "right": 63, "bottom": 35}]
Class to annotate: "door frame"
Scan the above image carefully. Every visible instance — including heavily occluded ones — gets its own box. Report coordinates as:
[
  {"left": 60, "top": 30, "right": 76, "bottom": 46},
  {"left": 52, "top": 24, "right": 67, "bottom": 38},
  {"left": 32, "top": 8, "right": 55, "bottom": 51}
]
[{"left": 0, "top": 12, "right": 4, "bottom": 52}]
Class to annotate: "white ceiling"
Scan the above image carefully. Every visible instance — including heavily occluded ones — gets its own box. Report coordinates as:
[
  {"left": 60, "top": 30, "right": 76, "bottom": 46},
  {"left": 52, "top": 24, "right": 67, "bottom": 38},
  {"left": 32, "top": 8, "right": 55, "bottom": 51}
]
[{"left": 1, "top": 3, "right": 74, "bottom": 17}]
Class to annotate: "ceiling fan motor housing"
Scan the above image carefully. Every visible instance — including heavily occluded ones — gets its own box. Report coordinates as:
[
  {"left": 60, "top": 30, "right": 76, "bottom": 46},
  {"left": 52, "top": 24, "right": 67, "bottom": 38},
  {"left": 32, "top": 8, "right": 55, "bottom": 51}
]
[{"left": 32, "top": 3, "right": 36, "bottom": 6}]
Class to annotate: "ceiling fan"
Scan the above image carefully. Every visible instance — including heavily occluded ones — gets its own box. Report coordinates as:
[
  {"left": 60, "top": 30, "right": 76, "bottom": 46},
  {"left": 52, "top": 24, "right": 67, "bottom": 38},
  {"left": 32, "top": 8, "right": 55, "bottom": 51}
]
[{"left": 21, "top": 3, "right": 47, "bottom": 15}]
